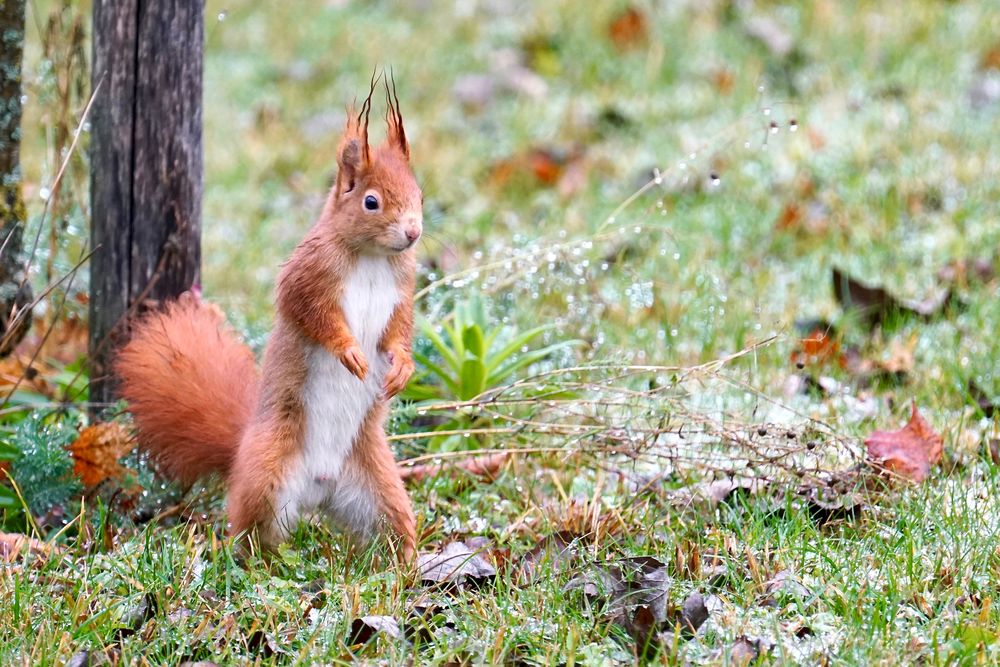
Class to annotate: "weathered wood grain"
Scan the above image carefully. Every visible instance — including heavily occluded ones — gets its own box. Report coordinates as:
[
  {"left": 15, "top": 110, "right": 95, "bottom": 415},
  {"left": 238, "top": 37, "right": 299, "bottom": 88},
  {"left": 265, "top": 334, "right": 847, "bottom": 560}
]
[{"left": 89, "top": 0, "right": 203, "bottom": 407}]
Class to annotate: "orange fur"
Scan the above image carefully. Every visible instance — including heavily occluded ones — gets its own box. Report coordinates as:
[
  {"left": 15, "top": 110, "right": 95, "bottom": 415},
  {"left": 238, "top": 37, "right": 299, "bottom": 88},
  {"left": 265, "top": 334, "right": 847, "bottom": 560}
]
[
  {"left": 115, "top": 295, "right": 259, "bottom": 486},
  {"left": 117, "top": 77, "right": 422, "bottom": 560}
]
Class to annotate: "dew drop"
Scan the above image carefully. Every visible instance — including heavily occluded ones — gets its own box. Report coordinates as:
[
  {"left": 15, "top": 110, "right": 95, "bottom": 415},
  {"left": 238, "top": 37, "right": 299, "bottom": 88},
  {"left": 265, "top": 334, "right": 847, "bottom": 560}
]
[
  {"left": 789, "top": 118, "right": 798, "bottom": 132},
  {"left": 762, "top": 107, "right": 772, "bottom": 116},
  {"left": 217, "top": 10, "right": 228, "bottom": 21},
  {"left": 709, "top": 172, "right": 721, "bottom": 186},
  {"left": 653, "top": 167, "right": 663, "bottom": 185},
  {"left": 744, "top": 140, "right": 751, "bottom": 149},
  {"left": 39, "top": 186, "right": 51, "bottom": 201},
  {"left": 757, "top": 84, "right": 766, "bottom": 93},
  {"left": 769, "top": 121, "right": 779, "bottom": 134}
]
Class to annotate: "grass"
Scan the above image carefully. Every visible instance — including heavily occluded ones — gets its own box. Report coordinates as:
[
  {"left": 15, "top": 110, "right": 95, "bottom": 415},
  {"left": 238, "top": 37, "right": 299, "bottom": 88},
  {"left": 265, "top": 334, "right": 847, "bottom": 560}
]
[{"left": 4, "top": 0, "right": 1000, "bottom": 664}]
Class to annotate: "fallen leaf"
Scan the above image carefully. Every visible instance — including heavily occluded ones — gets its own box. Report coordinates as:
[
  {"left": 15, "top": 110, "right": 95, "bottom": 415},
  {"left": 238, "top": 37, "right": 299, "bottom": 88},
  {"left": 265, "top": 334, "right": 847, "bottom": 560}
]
[
  {"left": 564, "top": 565, "right": 624, "bottom": 601},
  {"left": 348, "top": 615, "right": 401, "bottom": 645},
  {"left": 488, "top": 146, "right": 583, "bottom": 191},
  {"left": 608, "top": 7, "right": 648, "bottom": 51},
  {"left": 982, "top": 44, "right": 1000, "bottom": 71},
  {"left": 874, "top": 336, "right": 916, "bottom": 376},
  {"left": 246, "top": 629, "right": 279, "bottom": 658},
  {"left": 68, "top": 422, "right": 136, "bottom": 487},
  {"left": 790, "top": 321, "right": 843, "bottom": 369},
  {"left": 729, "top": 636, "right": 764, "bottom": 665},
  {"left": 0, "top": 531, "right": 52, "bottom": 562},
  {"left": 519, "top": 530, "right": 579, "bottom": 582},
  {"left": 623, "top": 605, "right": 660, "bottom": 657},
  {"left": 833, "top": 267, "right": 958, "bottom": 328},
  {"left": 677, "top": 591, "right": 709, "bottom": 635},
  {"left": 711, "top": 68, "right": 735, "bottom": 94},
  {"left": 66, "top": 652, "right": 91, "bottom": 667},
  {"left": 418, "top": 541, "right": 497, "bottom": 588},
  {"left": 761, "top": 570, "right": 809, "bottom": 606},
  {"left": 774, "top": 202, "right": 803, "bottom": 231},
  {"left": 399, "top": 452, "right": 509, "bottom": 483},
  {"left": 113, "top": 592, "right": 157, "bottom": 642},
  {"left": 865, "top": 402, "right": 944, "bottom": 482},
  {"left": 669, "top": 477, "right": 764, "bottom": 511}
]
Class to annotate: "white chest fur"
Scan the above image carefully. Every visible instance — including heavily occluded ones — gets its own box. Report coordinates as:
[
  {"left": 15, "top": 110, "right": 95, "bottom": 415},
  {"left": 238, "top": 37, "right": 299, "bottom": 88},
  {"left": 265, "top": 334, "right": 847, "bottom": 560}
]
[{"left": 273, "top": 256, "right": 399, "bottom": 538}]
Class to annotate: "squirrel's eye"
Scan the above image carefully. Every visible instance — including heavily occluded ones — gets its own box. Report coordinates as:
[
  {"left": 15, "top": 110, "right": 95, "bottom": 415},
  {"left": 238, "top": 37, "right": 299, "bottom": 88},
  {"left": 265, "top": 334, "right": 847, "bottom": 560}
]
[{"left": 363, "top": 195, "right": 379, "bottom": 211}]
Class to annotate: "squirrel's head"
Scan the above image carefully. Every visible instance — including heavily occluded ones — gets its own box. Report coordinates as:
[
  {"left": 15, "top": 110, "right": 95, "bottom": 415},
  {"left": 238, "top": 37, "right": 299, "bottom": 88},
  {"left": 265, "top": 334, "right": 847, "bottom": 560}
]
[{"left": 333, "top": 74, "right": 423, "bottom": 255}]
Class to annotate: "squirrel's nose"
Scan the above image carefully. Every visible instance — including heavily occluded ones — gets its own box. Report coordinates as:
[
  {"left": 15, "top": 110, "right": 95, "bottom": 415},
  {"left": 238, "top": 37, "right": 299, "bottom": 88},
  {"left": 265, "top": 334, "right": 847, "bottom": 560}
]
[{"left": 405, "top": 226, "right": 421, "bottom": 242}]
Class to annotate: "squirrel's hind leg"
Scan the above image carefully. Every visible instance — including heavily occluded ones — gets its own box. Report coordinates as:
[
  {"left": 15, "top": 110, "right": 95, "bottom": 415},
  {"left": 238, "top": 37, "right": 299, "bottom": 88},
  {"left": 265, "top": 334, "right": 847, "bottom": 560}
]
[
  {"left": 337, "top": 402, "right": 416, "bottom": 562},
  {"left": 227, "top": 412, "right": 305, "bottom": 550}
]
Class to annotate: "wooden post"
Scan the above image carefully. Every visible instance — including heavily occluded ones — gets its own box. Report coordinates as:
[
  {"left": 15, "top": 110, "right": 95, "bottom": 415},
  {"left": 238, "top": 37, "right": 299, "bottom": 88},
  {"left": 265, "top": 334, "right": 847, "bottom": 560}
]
[{"left": 89, "top": 1, "right": 203, "bottom": 408}]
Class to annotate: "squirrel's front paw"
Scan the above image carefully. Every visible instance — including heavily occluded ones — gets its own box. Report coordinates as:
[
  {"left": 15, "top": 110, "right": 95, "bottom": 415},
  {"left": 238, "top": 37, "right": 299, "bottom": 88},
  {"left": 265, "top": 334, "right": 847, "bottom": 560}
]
[
  {"left": 383, "top": 348, "right": 415, "bottom": 398},
  {"left": 338, "top": 345, "right": 369, "bottom": 380}
]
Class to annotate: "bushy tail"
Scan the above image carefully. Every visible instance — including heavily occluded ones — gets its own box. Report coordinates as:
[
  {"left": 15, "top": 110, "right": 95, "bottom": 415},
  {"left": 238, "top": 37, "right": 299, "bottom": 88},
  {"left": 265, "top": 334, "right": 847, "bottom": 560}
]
[{"left": 115, "top": 294, "right": 260, "bottom": 486}]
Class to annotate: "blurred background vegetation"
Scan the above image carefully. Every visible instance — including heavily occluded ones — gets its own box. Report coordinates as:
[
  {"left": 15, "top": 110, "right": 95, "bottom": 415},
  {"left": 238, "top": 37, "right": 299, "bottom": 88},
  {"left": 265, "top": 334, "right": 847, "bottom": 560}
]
[{"left": 3, "top": 1, "right": 1000, "bottom": 663}]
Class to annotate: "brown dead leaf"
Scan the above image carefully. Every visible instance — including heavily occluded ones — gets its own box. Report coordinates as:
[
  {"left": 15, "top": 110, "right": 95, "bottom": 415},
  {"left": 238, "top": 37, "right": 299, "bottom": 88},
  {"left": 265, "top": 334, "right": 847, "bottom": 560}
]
[
  {"left": 841, "top": 335, "right": 917, "bottom": 386},
  {"left": 519, "top": 530, "right": 579, "bottom": 582},
  {"left": 68, "top": 422, "right": 136, "bottom": 487},
  {"left": 488, "top": 147, "right": 585, "bottom": 192},
  {"left": 608, "top": 7, "right": 649, "bottom": 51},
  {"left": 348, "top": 615, "right": 401, "bottom": 645},
  {"left": 865, "top": 402, "right": 943, "bottom": 482},
  {"left": 0, "top": 532, "right": 53, "bottom": 562},
  {"left": 711, "top": 68, "right": 735, "bottom": 94},
  {"left": 982, "top": 45, "right": 1000, "bottom": 71},
  {"left": 729, "top": 636, "right": 765, "bottom": 665},
  {"left": 399, "top": 452, "right": 508, "bottom": 483},
  {"left": 833, "top": 267, "right": 958, "bottom": 328},
  {"left": 877, "top": 336, "right": 916, "bottom": 375},
  {"left": 418, "top": 541, "right": 497, "bottom": 588},
  {"left": 774, "top": 202, "right": 803, "bottom": 231}
]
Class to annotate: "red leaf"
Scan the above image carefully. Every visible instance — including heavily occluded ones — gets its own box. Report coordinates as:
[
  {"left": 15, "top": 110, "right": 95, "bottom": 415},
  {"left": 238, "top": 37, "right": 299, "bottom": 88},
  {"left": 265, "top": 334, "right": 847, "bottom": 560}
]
[
  {"left": 789, "top": 327, "right": 843, "bottom": 368},
  {"left": 608, "top": 7, "right": 649, "bottom": 51},
  {"left": 68, "top": 422, "right": 136, "bottom": 487},
  {"left": 864, "top": 402, "right": 943, "bottom": 482}
]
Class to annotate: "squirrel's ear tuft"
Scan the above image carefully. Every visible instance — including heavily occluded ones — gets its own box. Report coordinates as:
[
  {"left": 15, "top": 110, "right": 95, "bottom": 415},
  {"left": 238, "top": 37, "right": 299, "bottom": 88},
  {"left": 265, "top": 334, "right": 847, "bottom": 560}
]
[
  {"left": 384, "top": 71, "right": 409, "bottom": 160},
  {"left": 336, "top": 73, "right": 381, "bottom": 194}
]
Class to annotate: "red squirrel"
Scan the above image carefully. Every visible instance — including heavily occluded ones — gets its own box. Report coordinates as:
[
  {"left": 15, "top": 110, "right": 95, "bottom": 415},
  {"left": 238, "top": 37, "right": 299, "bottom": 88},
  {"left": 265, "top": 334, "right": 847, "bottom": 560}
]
[{"left": 115, "top": 79, "right": 421, "bottom": 560}]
